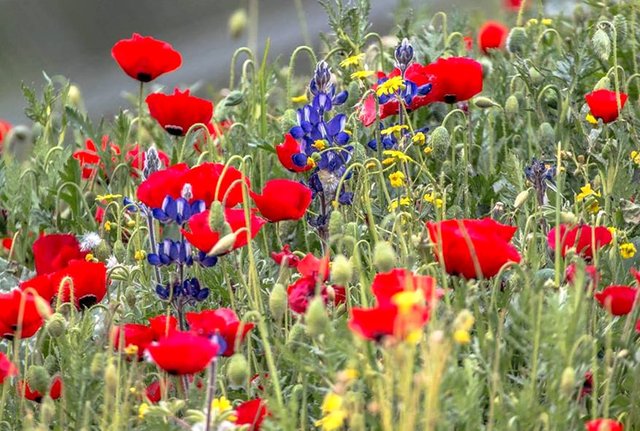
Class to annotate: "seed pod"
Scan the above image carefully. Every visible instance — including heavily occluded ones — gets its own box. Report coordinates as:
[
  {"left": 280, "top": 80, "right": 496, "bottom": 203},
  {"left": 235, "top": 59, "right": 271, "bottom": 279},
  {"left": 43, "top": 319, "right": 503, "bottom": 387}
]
[
  {"left": 539, "top": 122, "right": 555, "bottom": 147},
  {"left": 507, "top": 27, "right": 528, "bottom": 55},
  {"left": 328, "top": 210, "right": 344, "bottom": 237},
  {"left": 331, "top": 255, "right": 353, "bottom": 286},
  {"left": 46, "top": 313, "right": 66, "bottom": 338},
  {"left": 305, "top": 297, "right": 329, "bottom": 338},
  {"left": 228, "top": 8, "right": 248, "bottom": 39},
  {"left": 560, "top": 366, "right": 576, "bottom": 396},
  {"left": 373, "top": 241, "right": 396, "bottom": 272},
  {"left": 473, "top": 97, "right": 499, "bottom": 109},
  {"left": 226, "top": 354, "right": 249, "bottom": 388},
  {"left": 504, "top": 95, "right": 519, "bottom": 118},
  {"left": 514, "top": 190, "right": 530, "bottom": 209},
  {"left": 592, "top": 28, "right": 611, "bottom": 63},
  {"left": 104, "top": 361, "right": 118, "bottom": 396},
  {"left": 269, "top": 283, "right": 287, "bottom": 322},
  {"left": 529, "top": 67, "right": 543, "bottom": 86},
  {"left": 113, "top": 240, "right": 127, "bottom": 262},
  {"left": 208, "top": 201, "right": 226, "bottom": 232},
  {"left": 26, "top": 366, "right": 50, "bottom": 395}
]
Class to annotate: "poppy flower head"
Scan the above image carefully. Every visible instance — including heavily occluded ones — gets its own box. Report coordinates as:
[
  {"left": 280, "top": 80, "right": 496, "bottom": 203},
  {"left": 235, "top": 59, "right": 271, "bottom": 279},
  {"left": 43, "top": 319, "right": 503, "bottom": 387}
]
[
  {"left": 271, "top": 244, "right": 300, "bottom": 268},
  {"left": 18, "top": 375, "right": 62, "bottom": 402},
  {"left": 181, "top": 208, "right": 266, "bottom": 254},
  {"left": 32, "top": 233, "right": 86, "bottom": 275},
  {"left": 349, "top": 303, "right": 430, "bottom": 343},
  {"left": 0, "top": 120, "right": 12, "bottom": 149},
  {"left": 371, "top": 268, "right": 442, "bottom": 307},
  {"left": 20, "top": 274, "right": 55, "bottom": 305},
  {"left": 297, "top": 253, "right": 331, "bottom": 281},
  {"left": 136, "top": 163, "right": 190, "bottom": 209},
  {"left": 111, "top": 33, "right": 182, "bottom": 82},
  {"left": 594, "top": 285, "right": 638, "bottom": 316},
  {"left": 186, "top": 308, "right": 254, "bottom": 356},
  {"left": 565, "top": 263, "right": 599, "bottom": 286},
  {"left": 146, "top": 89, "right": 214, "bottom": 136},
  {"left": 250, "top": 179, "right": 312, "bottom": 222},
  {"left": 126, "top": 144, "right": 170, "bottom": 174},
  {"left": 181, "top": 162, "right": 249, "bottom": 208},
  {"left": 145, "top": 331, "right": 219, "bottom": 375},
  {"left": 426, "top": 218, "right": 521, "bottom": 279},
  {"left": 478, "top": 21, "right": 508, "bottom": 53},
  {"left": 0, "top": 289, "right": 50, "bottom": 340},
  {"left": 276, "top": 134, "right": 314, "bottom": 173},
  {"left": 504, "top": 0, "right": 523, "bottom": 10},
  {"left": 235, "top": 398, "right": 271, "bottom": 431},
  {"left": 0, "top": 352, "right": 17, "bottom": 384},
  {"left": 547, "top": 224, "right": 613, "bottom": 260},
  {"left": 585, "top": 90, "right": 628, "bottom": 123},
  {"left": 49, "top": 260, "right": 108, "bottom": 310},
  {"left": 148, "top": 315, "right": 178, "bottom": 340},
  {"left": 421, "top": 57, "right": 483, "bottom": 104},
  {"left": 286, "top": 276, "right": 346, "bottom": 314},
  {"left": 72, "top": 136, "right": 120, "bottom": 179},
  {"left": 112, "top": 323, "right": 155, "bottom": 359},
  {"left": 585, "top": 419, "right": 624, "bottom": 431}
]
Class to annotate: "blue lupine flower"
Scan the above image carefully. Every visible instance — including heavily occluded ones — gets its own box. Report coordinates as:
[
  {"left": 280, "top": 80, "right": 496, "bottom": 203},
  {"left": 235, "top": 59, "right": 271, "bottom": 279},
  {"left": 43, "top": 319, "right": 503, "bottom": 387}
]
[
  {"left": 156, "top": 277, "right": 209, "bottom": 302},
  {"left": 152, "top": 195, "right": 205, "bottom": 225},
  {"left": 147, "top": 239, "right": 194, "bottom": 267}
]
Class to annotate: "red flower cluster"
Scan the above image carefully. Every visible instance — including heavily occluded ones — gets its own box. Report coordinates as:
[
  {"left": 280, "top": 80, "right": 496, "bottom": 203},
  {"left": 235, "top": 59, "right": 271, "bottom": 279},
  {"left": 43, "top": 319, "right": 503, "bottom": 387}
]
[
  {"left": 137, "top": 162, "right": 249, "bottom": 209},
  {"left": 426, "top": 218, "right": 521, "bottom": 279},
  {"left": 0, "top": 289, "right": 50, "bottom": 340},
  {"left": 478, "top": 21, "right": 508, "bottom": 53},
  {"left": 547, "top": 224, "right": 612, "bottom": 260},
  {"left": 146, "top": 89, "right": 214, "bottom": 137},
  {"left": 146, "top": 331, "right": 219, "bottom": 375},
  {"left": 186, "top": 308, "right": 254, "bottom": 356},
  {"left": 585, "top": 419, "right": 624, "bottom": 431},
  {"left": 112, "top": 315, "right": 177, "bottom": 359},
  {"left": 271, "top": 244, "right": 300, "bottom": 268},
  {"left": 585, "top": 90, "right": 628, "bottom": 123},
  {"left": 565, "top": 263, "right": 599, "bottom": 287},
  {"left": 250, "top": 179, "right": 312, "bottom": 222},
  {"left": 286, "top": 253, "right": 346, "bottom": 314},
  {"left": 349, "top": 268, "right": 441, "bottom": 342},
  {"left": 595, "top": 285, "right": 637, "bottom": 316},
  {"left": 111, "top": 33, "right": 182, "bottom": 83},
  {"left": 18, "top": 375, "right": 63, "bottom": 403}
]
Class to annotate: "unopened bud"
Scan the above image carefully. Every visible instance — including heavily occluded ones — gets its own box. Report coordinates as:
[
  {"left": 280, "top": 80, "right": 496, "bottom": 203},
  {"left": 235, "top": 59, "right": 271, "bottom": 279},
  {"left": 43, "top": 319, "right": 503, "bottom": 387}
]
[
  {"left": 94, "top": 241, "right": 111, "bottom": 261},
  {"left": 228, "top": 8, "right": 248, "bottom": 39},
  {"left": 514, "top": 190, "right": 530, "bottom": 209},
  {"left": 208, "top": 201, "right": 226, "bottom": 232},
  {"left": 90, "top": 353, "right": 105, "bottom": 379},
  {"left": 473, "top": 97, "right": 499, "bottom": 109},
  {"left": 113, "top": 240, "right": 127, "bottom": 262},
  {"left": 373, "top": 241, "right": 396, "bottom": 272},
  {"left": 328, "top": 210, "right": 344, "bottom": 237},
  {"left": 331, "top": 255, "right": 353, "bottom": 286},
  {"left": 539, "top": 122, "right": 555, "bottom": 147},
  {"left": 594, "top": 76, "right": 611, "bottom": 91},
  {"left": 40, "top": 396, "right": 56, "bottom": 424},
  {"left": 506, "top": 27, "right": 528, "bottom": 55},
  {"left": 305, "top": 297, "right": 329, "bottom": 338},
  {"left": 125, "top": 286, "right": 137, "bottom": 308},
  {"left": 504, "top": 95, "right": 519, "bottom": 118},
  {"left": 43, "top": 355, "right": 58, "bottom": 376},
  {"left": 46, "top": 313, "right": 66, "bottom": 338},
  {"left": 226, "top": 354, "right": 249, "bottom": 388},
  {"left": 269, "top": 283, "right": 287, "bottom": 321},
  {"left": 592, "top": 28, "right": 611, "bottom": 63},
  {"left": 208, "top": 231, "right": 237, "bottom": 256},
  {"left": 67, "top": 85, "right": 83, "bottom": 107},
  {"left": 286, "top": 322, "right": 306, "bottom": 346},
  {"left": 104, "top": 361, "right": 118, "bottom": 395},
  {"left": 529, "top": 67, "right": 543, "bottom": 86},
  {"left": 26, "top": 366, "right": 50, "bottom": 395},
  {"left": 560, "top": 366, "right": 576, "bottom": 396},
  {"left": 560, "top": 211, "right": 577, "bottom": 224}
]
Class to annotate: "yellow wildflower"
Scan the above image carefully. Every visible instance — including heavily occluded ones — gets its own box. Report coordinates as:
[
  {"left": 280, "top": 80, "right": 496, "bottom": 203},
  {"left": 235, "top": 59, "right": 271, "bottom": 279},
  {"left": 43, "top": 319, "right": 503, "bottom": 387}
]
[
  {"left": 212, "top": 396, "right": 233, "bottom": 413},
  {"left": 376, "top": 76, "right": 405, "bottom": 97},
  {"left": 129, "top": 386, "right": 137, "bottom": 394},
  {"left": 382, "top": 150, "right": 413, "bottom": 163},
  {"left": 313, "top": 139, "right": 328, "bottom": 151},
  {"left": 388, "top": 171, "right": 405, "bottom": 188},
  {"left": 291, "top": 94, "right": 308, "bottom": 103},
  {"left": 315, "top": 392, "right": 347, "bottom": 431},
  {"left": 586, "top": 113, "right": 598, "bottom": 124},
  {"left": 138, "top": 403, "right": 149, "bottom": 419},
  {"left": 542, "top": 18, "right": 553, "bottom": 26},
  {"left": 381, "top": 124, "right": 408, "bottom": 136},
  {"left": 388, "top": 197, "right": 411, "bottom": 211},
  {"left": 96, "top": 194, "right": 122, "bottom": 202},
  {"left": 339, "top": 53, "right": 365, "bottom": 68},
  {"left": 576, "top": 183, "right": 600, "bottom": 201},
  {"left": 423, "top": 146, "right": 433, "bottom": 155},
  {"left": 104, "top": 221, "right": 112, "bottom": 232},
  {"left": 631, "top": 150, "right": 640, "bottom": 165},
  {"left": 351, "top": 70, "right": 374, "bottom": 80},
  {"left": 340, "top": 368, "right": 359, "bottom": 381},
  {"left": 608, "top": 227, "right": 617, "bottom": 237},
  {"left": 134, "top": 250, "right": 146, "bottom": 262},
  {"left": 124, "top": 345, "right": 139, "bottom": 356},
  {"left": 412, "top": 132, "right": 426, "bottom": 145},
  {"left": 620, "top": 242, "right": 637, "bottom": 259},
  {"left": 423, "top": 192, "right": 443, "bottom": 208},
  {"left": 527, "top": 18, "right": 539, "bottom": 26},
  {"left": 127, "top": 219, "right": 136, "bottom": 228},
  {"left": 453, "top": 329, "right": 471, "bottom": 345},
  {"left": 85, "top": 253, "right": 96, "bottom": 262},
  {"left": 392, "top": 290, "right": 424, "bottom": 315}
]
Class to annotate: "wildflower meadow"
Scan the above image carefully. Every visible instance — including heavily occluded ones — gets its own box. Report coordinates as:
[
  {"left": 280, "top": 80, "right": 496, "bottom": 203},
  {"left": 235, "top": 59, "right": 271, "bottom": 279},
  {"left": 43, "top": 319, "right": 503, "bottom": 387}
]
[{"left": 1, "top": 0, "right": 640, "bottom": 429}]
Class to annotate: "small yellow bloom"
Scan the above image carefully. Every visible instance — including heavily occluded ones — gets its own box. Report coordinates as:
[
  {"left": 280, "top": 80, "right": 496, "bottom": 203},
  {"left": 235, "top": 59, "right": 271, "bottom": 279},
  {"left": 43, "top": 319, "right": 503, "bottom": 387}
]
[
  {"left": 291, "top": 94, "right": 308, "bottom": 103},
  {"left": 423, "top": 192, "right": 443, "bottom": 208},
  {"left": 339, "top": 53, "right": 365, "bottom": 68},
  {"left": 341, "top": 368, "right": 359, "bottom": 381},
  {"left": 96, "top": 194, "right": 122, "bottom": 202},
  {"left": 392, "top": 290, "right": 424, "bottom": 315},
  {"left": 542, "top": 18, "right": 553, "bottom": 26},
  {"left": 313, "top": 139, "right": 328, "bottom": 151},
  {"left": 138, "top": 403, "right": 149, "bottom": 419},
  {"left": 586, "top": 113, "right": 598, "bottom": 124},
  {"left": 382, "top": 150, "right": 413, "bottom": 163},
  {"left": 576, "top": 183, "right": 600, "bottom": 202},
  {"left": 608, "top": 227, "right": 617, "bottom": 237},
  {"left": 315, "top": 392, "right": 347, "bottom": 431},
  {"left": 381, "top": 124, "right": 408, "bottom": 136},
  {"left": 620, "top": 242, "right": 637, "bottom": 259},
  {"left": 212, "top": 396, "right": 233, "bottom": 413},
  {"left": 85, "top": 253, "right": 96, "bottom": 262},
  {"left": 631, "top": 150, "right": 640, "bottom": 165},
  {"left": 423, "top": 146, "right": 433, "bottom": 155},
  {"left": 127, "top": 219, "right": 136, "bottom": 228},
  {"left": 124, "top": 344, "right": 139, "bottom": 356},
  {"left": 527, "top": 18, "right": 539, "bottom": 26},
  {"left": 104, "top": 221, "right": 112, "bottom": 232},
  {"left": 453, "top": 329, "right": 471, "bottom": 345},
  {"left": 351, "top": 70, "right": 374, "bottom": 80},
  {"left": 388, "top": 171, "right": 405, "bottom": 188},
  {"left": 129, "top": 386, "right": 137, "bottom": 394},
  {"left": 412, "top": 132, "right": 426, "bottom": 145},
  {"left": 376, "top": 76, "right": 406, "bottom": 97},
  {"left": 134, "top": 250, "right": 146, "bottom": 262},
  {"left": 306, "top": 158, "right": 316, "bottom": 168}
]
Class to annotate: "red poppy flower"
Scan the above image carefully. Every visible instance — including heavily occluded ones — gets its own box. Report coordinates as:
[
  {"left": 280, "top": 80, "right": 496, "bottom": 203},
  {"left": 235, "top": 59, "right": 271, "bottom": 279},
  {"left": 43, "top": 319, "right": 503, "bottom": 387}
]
[
  {"left": 0, "top": 290, "right": 50, "bottom": 339},
  {"left": 585, "top": 419, "right": 624, "bottom": 431},
  {"left": 463, "top": 36, "right": 473, "bottom": 51},
  {"left": 0, "top": 120, "right": 12, "bottom": 148},
  {"left": 585, "top": 90, "right": 628, "bottom": 123},
  {"left": 594, "top": 285, "right": 637, "bottom": 316},
  {"left": 145, "top": 331, "right": 219, "bottom": 375},
  {"left": 579, "top": 371, "right": 594, "bottom": 400},
  {"left": 421, "top": 57, "right": 483, "bottom": 104},
  {"left": 275, "top": 134, "right": 314, "bottom": 173},
  {"left": 235, "top": 398, "right": 270, "bottom": 431},
  {"left": 478, "top": 21, "right": 508, "bottom": 53},
  {"left": 112, "top": 323, "right": 155, "bottom": 359},
  {"left": 20, "top": 274, "right": 54, "bottom": 304},
  {"left": 349, "top": 304, "right": 430, "bottom": 342},
  {"left": 565, "top": 263, "right": 599, "bottom": 286},
  {"left": 111, "top": 33, "right": 182, "bottom": 82},
  {"left": 148, "top": 315, "right": 178, "bottom": 340},
  {"left": 271, "top": 244, "right": 300, "bottom": 268},
  {"left": 287, "top": 276, "right": 346, "bottom": 314},
  {"left": 186, "top": 308, "right": 254, "bottom": 356},
  {"left": 18, "top": 375, "right": 62, "bottom": 402},
  {"left": 2, "top": 237, "right": 12, "bottom": 251},
  {"left": 504, "top": 0, "right": 523, "bottom": 10},
  {"left": 49, "top": 260, "right": 107, "bottom": 310},
  {"left": 371, "top": 268, "right": 442, "bottom": 307},
  {"left": 547, "top": 224, "right": 612, "bottom": 260},
  {"left": 426, "top": 218, "right": 521, "bottom": 279},
  {"left": 32, "top": 233, "right": 86, "bottom": 275},
  {"left": 126, "top": 144, "right": 170, "bottom": 174},
  {"left": 181, "top": 208, "right": 266, "bottom": 254},
  {"left": 136, "top": 163, "right": 190, "bottom": 209},
  {"left": 0, "top": 352, "right": 17, "bottom": 384},
  {"left": 145, "top": 380, "right": 164, "bottom": 403},
  {"left": 146, "top": 89, "right": 214, "bottom": 136},
  {"left": 181, "top": 162, "right": 249, "bottom": 208},
  {"left": 73, "top": 136, "right": 121, "bottom": 179},
  {"left": 250, "top": 179, "right": 312, "bottom": 222}
]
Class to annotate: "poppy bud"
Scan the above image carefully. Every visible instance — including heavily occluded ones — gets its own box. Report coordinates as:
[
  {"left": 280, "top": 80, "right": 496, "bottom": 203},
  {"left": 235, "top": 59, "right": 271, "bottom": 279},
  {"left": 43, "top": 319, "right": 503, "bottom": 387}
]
[
  {"left": 539, "top": 122, "right": 555, "bottom": 147},
  {"left": 269, "top": 283, "right": 287, "bottom": 321},
  {"left": 26, "top": 366, "right": 50, "bottom": 395},
  {"left": 429, "top": 126, "right": 450, "bottom": 161},
  {"left": 506, "top": 27, "right": 528, "bottom": 55},
  {"left": 41, "top": 396, "right": 56, "bottom": 424},
  {"left": 90, "top": 353, "right": 105, "bottom": 379},
  {"left": 46, "top": 313, "right": 66, "bottom": 338},
  {"left": 473, "top": 97, "right": 499, "bottom": 109},
  {"left": 344, "top": 222, "right": 358, "bottom": 239},
  {"left": 125, "top": 286, "right": 137, "bottom": 308},
  {"left": 529, "top": 67, "right": 543, "bottom": 86},
  {"left": 286, "top": 322, "right": 306, "bottom": 347},
  {"left": 478, "top": 57, "right": 493, "bottom": 77},
  {"left": 226, "top": 354, "right": 249, "bottom": 388},
  {"left": 504, "top": 95, "right": 519, "bottom": 118},
  {"left": 305, "top": 297, "right": 329, "bottom": 338},
  {"left": 208, "top": 231, "right": 237, "bottom": 256},
  {"left": 228, "top": 8, "right": 248, "bottom": 39},
  {"left": 222, "top": 90, "right": 244, "bottom": 108},
  {"left": 113, "top": 240, "right": 127, "bottom": 262},
  {"left": 560, "top": 366, "right": 576, "bottom": 396},
  {"left": 373, "top": 241, "right": 396, "bottom": 272},
  {"left": 328, "top": 210, "right": 344, "bottom": 237},
  {"left": 514, "top": 190, "right": 530, "bottom": 209},
  {"left": 331, "top": 255, "right": 353, "bottom": 286},
  {"left": 94, "top": 240, "right": 111, "bottom": 261},
  {"left": 594, "top": 76, "right": 611, "bottom": 91},
  {"left": 104, "top": 361, "right": 118, "bottom": 396},
  {"left": 613, "top": 15, "right": 627, "bottom": 43},
  {"left": 208, "top": 201, "right": 226, "bottom": 232},
  {"left": 592, "top": 28, "right": 610, "bottom": 63},
  {"left": 560, "top": 211, "right": 577, "bottom": 224},
  {"left": 44, "top": 355, "right": 58, "bottom": 376}
]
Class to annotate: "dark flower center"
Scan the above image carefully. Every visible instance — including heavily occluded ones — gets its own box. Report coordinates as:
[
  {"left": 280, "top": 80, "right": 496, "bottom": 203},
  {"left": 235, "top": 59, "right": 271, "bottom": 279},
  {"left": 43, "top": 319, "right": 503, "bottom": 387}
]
[
  {"left": 444, "top": 94, "right": 457, "bottom": 104},
  {"left": 165, "top": 125, "right": 184, "bottom": 136},
  {"left": 137, "top": 72, "right": 152, "bottom": 82},
  {"left": 78, "top": 295, "right": 98, "bottom": 310}
]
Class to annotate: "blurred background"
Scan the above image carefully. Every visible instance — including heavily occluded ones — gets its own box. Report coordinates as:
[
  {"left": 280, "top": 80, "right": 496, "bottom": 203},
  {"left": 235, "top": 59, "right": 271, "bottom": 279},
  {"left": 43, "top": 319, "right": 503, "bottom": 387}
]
[{"left": 0, "top": 0, "right": 574, "bottom": 124}]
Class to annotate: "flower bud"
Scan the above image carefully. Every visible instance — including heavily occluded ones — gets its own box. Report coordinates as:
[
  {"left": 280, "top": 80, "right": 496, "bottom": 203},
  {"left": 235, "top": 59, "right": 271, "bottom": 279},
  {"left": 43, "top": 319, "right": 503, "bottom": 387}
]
[
  {"left": 373, "top": 241, "right": 396, "bottom": 272},
  {"left": 529, "top": 67, "right": 543, "bottom": 86},
  {"left": 44, "top": 355, "right": 58, "bottom": 376},
  {"left": 613, "top": 15, "right": 627, "bottom": 43},
  {"left": 506, "top": 27, "right": 528, "bottom": 55},
  {"left": 473, "top": 97, "right": 499, "bottom": 109},
  {"left": 208, "top": 232, "right": 236, "bottom": 256},
  {"left": 90, "top": 353, "right": 105, "bottom": 379},
  {"left": 93, "top": 240, "right": 111, "bottom": 261},
  {"left": 560, "top": 366, "right": 576, "bottom": 396},
  {"left": 228, "top": 8, "right": 248, "bottom": 39},
  {"left": 328, "top": 210, "right": 344, "bottom": 237},
  {"left": 429, "top": 126, "right": 450, "bottom": 161},
  {"left": 125, "top": 286, "right": 137, "bottom": 308},
  {"left": 592, "top": 28, "right": 611, "bottom": 63},
  {"left": 269, "top": 283, "right": 287, "bottom": 322},
  {"left": 305, "top": 297, "right": 329, "bottom": 338},
  {"left": 67, "top": 84, "right": 83, "bottom": 108},
  {"left": 504, "top": 95, "right": 519, "bottom": 118},
  {"left": 394, "top": 38, "right": 414, "bottom": 71},
  {"left": 208, "top": 201, "right": 226, "bottom": 232},
  {"left": 226, "top": 354, "right": 249, "bottom": 388},
  {"left": 286, "top": 322, "right": 306, "bottom": 347},
  {"left": 514, "top": 190, "right": 530, "bottom": 209},
  {"left": 104, "top": 361, "right": 118, "bottom": 396},
  {"left": 560, "top": 211, "right": 577, "bottom": 224},
  {"left": 46, "top": 313, "right": 66, "bottom": 338},
  {"left": 26, "top": 365, "right": 49, "bottom": 394},
  {"left": 539, "top": 122, "right": 555, "bottom": 147},
  {"left": 478, "top": 57, "right": 493, "bottom": 77},
  {"left": 331, "top": 255, "right": 353, "bottom": 286},
  {"left": 113, "top": 240, "right": 127, "bottom": 262}
]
